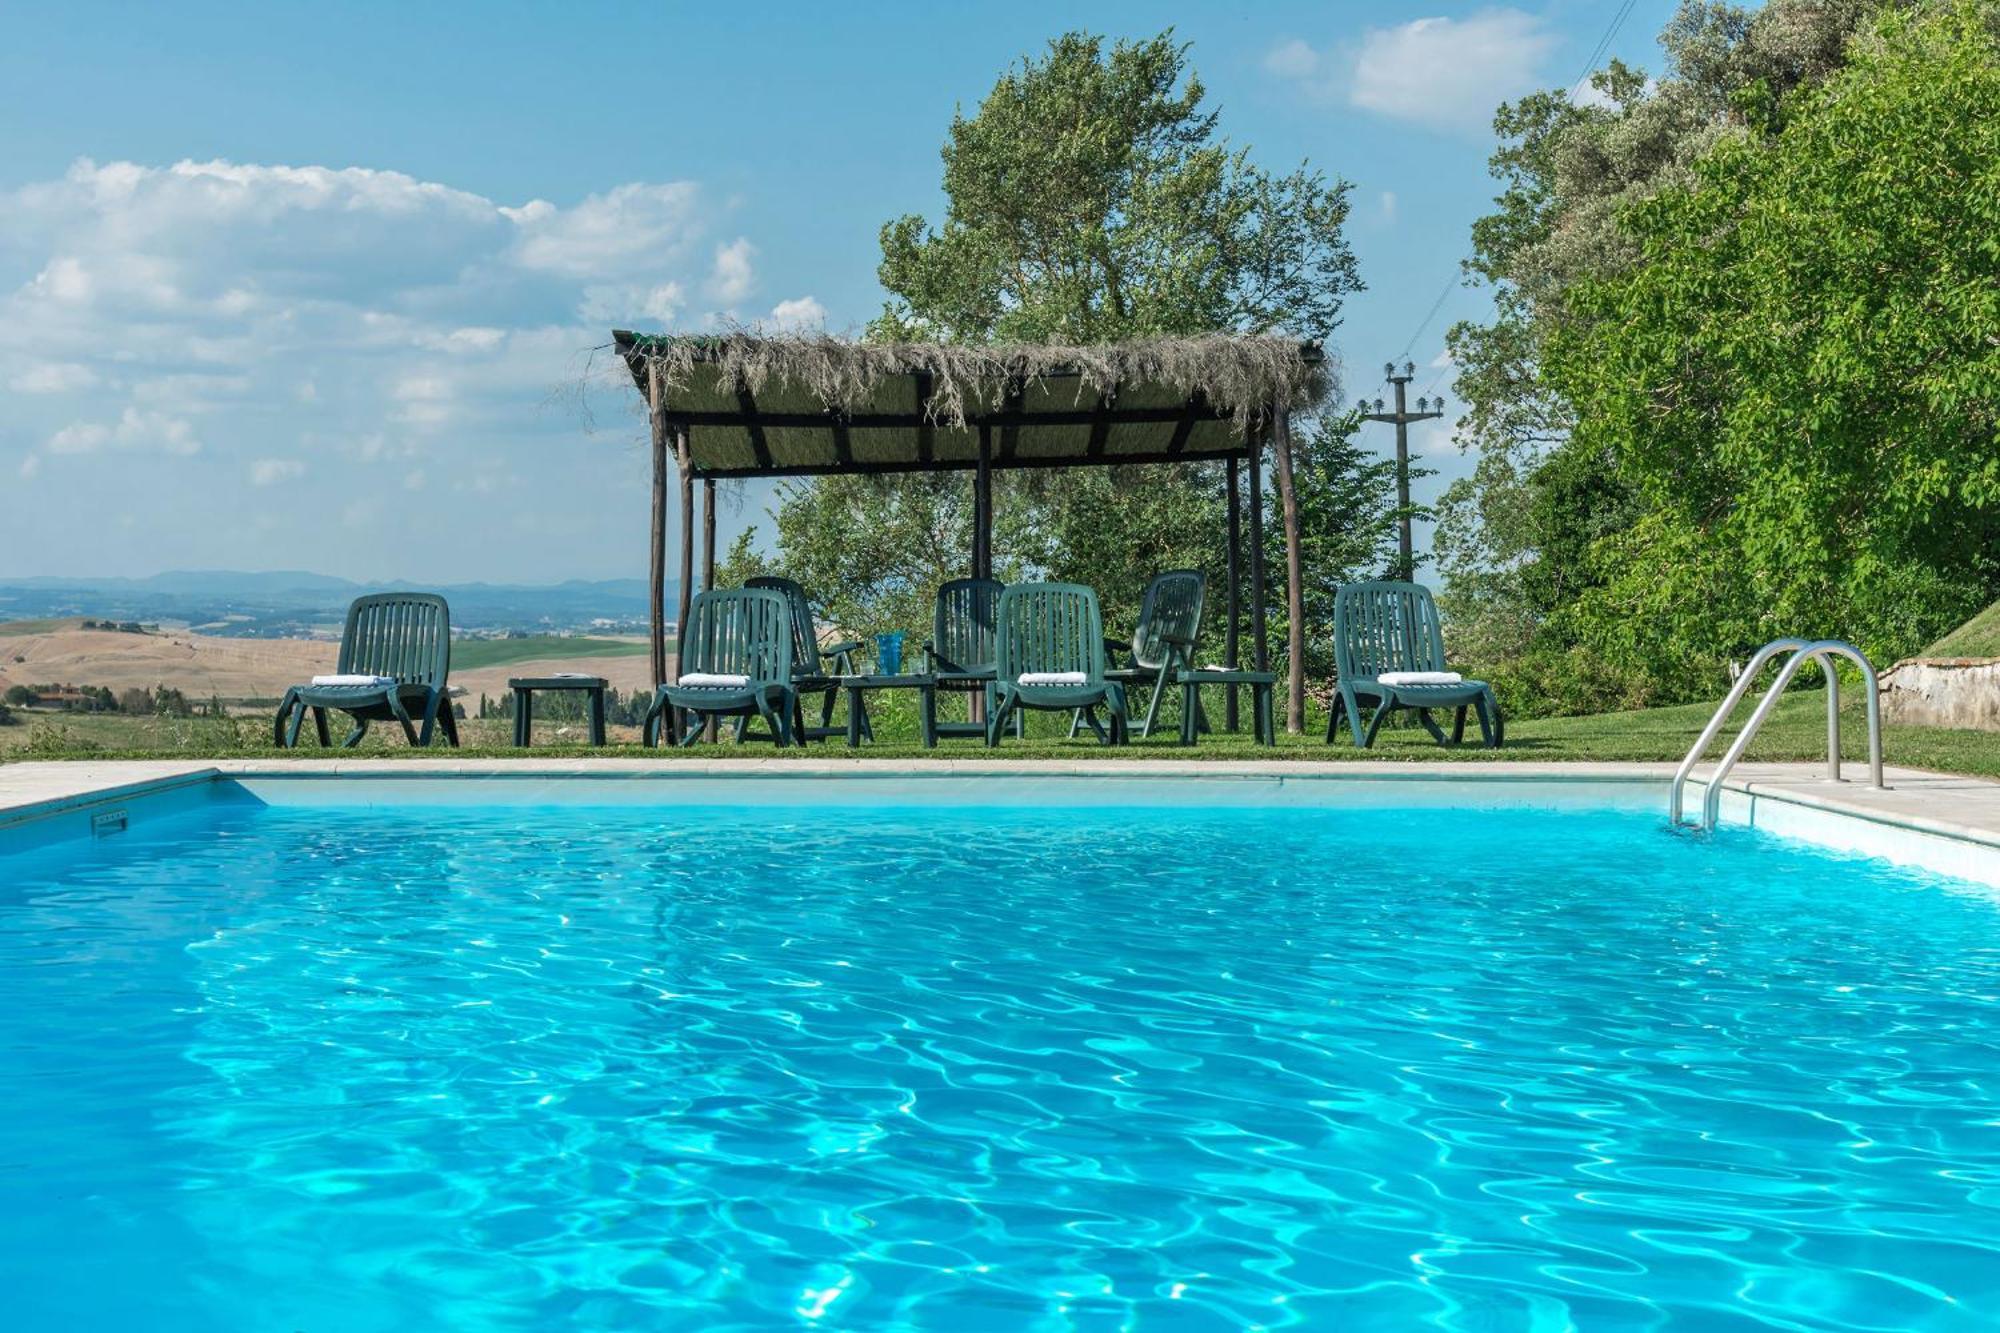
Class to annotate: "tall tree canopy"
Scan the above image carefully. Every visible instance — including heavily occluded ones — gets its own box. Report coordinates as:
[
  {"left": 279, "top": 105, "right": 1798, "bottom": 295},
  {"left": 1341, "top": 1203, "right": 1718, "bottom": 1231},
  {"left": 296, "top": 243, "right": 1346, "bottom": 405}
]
[
  {"left": 873, "top": 31, "right": 1358, "bottom": 343},
  {"left": 1436, "top": 0, "right": 1995, "bottom": 710},
  {"left": 732, "top": 30, "right": 1383, "bottom": 729}
]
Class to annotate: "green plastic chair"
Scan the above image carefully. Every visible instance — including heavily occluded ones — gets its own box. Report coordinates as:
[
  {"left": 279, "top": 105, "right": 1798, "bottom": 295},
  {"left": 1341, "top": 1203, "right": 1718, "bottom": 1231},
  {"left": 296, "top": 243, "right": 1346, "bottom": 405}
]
[
  {"left": 988, "top": 582, "right": 1128, "bottom": 746},
  {"left": 1071, "top": 569, "right": 1205, "bottom": 740},
  {"left": 745, "top": 575, "right": 866, "bottom": 743},
  {"left": 273, "top": 593, "right": 459, "bottom": 748},
  {"left": 1328, "top": 580, "right": 1502, "bottom": 748},
  {"left": 923, "top": 577, "right": 1019, "bottom": 740},
  {"left": 643, "top": 587, "right": 797, "bottom": 747}
]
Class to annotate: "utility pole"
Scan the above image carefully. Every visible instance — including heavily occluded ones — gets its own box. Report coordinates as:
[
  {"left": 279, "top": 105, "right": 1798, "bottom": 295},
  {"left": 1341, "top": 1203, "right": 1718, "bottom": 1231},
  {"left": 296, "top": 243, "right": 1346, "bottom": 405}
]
[{"left": 1360, "top": 360, "right": 1444, "bottom": 582}]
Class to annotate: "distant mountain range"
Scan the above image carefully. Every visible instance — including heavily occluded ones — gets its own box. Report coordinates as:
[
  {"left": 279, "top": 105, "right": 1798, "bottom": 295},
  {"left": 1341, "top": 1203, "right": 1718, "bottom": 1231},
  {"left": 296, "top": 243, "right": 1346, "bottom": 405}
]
[{"left": 0, "top": 571, "right": 667, "bottom": 637}]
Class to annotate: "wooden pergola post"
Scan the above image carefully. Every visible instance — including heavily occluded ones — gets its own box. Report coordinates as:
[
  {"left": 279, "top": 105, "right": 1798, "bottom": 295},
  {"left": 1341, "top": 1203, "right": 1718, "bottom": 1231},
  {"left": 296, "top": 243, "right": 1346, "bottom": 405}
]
[
  {"left": 675, "top": 424, "right": 694, "bottom": 684},
  {"left": 973, "top": 425, "right": 993, "bottom": 580},
  {"left": 702, "top": 479, "right": 717, "bottom": 591},
  {"left": 1248, "top": 437, "right": 1268, "bottom": 675},
  {"left": 647, "top": 361, "right": 669, "bottom": 691},
  {"left": 1270, "top": 405, "right": 1306, "bottom": 734},
  {"left": 1225, "top": 455, "right": 1242, "bottom": 731}
]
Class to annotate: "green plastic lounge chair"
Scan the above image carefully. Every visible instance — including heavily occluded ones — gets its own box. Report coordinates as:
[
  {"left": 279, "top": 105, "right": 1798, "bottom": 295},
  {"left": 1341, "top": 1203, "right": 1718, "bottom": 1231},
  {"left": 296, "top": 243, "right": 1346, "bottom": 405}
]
[
  {"left": 642, "top": 587, "right": 796, "bottom": 747},
  {"left": 988, "top": 582, "right": 1128, "bottom": 746},
  {"left": 272, "top": 593, "right": 459, "bottom": 749},
  {"left": 745, "top": 575, "right": 866, "bottom": 743},
  {"left": 1070, "top": 569, "right": 1205, "bottom": 740},
  {"left": 923, "top": 576, "right": 1019, "bottom": 740},
  {"left": 1328, "top": 580, "right": 1502, "bottom": 749}
]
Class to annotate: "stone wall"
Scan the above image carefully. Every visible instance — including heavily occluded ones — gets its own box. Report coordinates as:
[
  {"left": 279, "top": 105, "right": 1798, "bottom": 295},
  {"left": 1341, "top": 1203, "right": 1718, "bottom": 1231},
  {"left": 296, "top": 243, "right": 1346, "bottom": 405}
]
[{"left": 1880, "top": 658, "right": 2000, "bottom": 731}]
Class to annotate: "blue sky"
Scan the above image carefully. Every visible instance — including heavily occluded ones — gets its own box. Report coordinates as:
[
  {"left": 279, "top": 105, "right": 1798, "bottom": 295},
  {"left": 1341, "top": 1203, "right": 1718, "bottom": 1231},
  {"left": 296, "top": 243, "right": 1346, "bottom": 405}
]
[{"left": 0, "top": 1, "right": 1675, "bottom": 583}]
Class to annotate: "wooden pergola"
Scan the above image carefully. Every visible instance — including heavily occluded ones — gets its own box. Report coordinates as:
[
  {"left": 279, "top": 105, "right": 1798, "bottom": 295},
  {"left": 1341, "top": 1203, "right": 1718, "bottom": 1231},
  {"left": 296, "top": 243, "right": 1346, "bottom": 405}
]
[{"left": 613, "top": 330, "right": 1327, "bottom": 728}]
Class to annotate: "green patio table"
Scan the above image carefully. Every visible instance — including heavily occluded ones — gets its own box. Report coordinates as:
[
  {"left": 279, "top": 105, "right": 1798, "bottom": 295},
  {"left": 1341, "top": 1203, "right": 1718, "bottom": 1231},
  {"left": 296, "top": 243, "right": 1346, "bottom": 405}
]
[
  {"left": 1176, "top": 667, "right": 1276, "bottom": 747},
  {"left": 509, "top": 674, "right": 608, "bottom": 747},
  {"left": 837, "top": 673, "right": 937, "bottom": 748}
]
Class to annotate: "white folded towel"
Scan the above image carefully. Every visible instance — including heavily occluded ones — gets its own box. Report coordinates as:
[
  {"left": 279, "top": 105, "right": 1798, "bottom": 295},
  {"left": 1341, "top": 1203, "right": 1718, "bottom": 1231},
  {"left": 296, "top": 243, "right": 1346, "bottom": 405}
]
[
  {"left": 1378, "top": 671, "right": 1463, "bottom": 687},
  {"left": 1019, "top": 671, "right": 1088, "bottom": 686},
  {"left": 310, "top": 674, "right": 396, "bottom": 687},
  {"left": 679, "top": 672, "right": 752, "bottom": 688}
]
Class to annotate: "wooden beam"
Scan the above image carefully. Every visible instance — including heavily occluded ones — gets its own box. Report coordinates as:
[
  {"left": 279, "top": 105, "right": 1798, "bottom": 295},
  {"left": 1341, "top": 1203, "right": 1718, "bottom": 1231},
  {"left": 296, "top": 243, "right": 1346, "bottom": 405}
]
[
  {"left": 683, "top": 445, "right": 1250, "bottom": 481},
  {"left": 1248, "top": 435, "right": 1267, "bottom": 675},
  {"left": 675, "top": 424, "right": 695, "bottom": 688},
  {"left": 826, "top": 410, "right": 854, "bottom": 467},
  {"left": 1271, "top": 407, "right": 1306, "bottom": 735},
  {"left": 913, "top": 370, "right": 934, "bottom": 464},
  {"left": 1086, "top": 389, "right": 1114, "bottom": 458},
  {"left": 702, "top": 478, "right": 717, "bottom": 591},
  {"left": 1225, "top": 454, "right": 1241, "bottom": 731},
  {"left": 734, "top": 380, "right": 774, "bottom": 468},
  {"left": 997, "top": 375, "right": 1024, "bottom": 462},
  {"left": 973, "top": 425, "right": 993, "bottom": 580},
  {"left": 647, "top": 361, "right": 669, "bottom": 691},
  {"left": 664, "top": 405, "right": 1229, "bottom": 431},
  {"left": 1165, "top": 391, "right": 1209, "bottom": 454}
]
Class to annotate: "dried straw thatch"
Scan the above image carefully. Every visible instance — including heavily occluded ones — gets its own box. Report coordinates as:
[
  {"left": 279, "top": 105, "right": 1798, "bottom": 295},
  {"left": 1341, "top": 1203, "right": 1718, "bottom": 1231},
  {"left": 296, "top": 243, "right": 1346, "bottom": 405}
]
[{"left": 617, "top": 329, "right": 1327, "bottom": 426}]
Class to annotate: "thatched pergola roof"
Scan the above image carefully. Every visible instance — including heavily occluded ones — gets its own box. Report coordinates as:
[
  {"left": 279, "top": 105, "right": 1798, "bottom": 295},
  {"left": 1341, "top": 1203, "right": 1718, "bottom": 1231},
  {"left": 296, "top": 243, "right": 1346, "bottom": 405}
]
[{"left": 613, "top": 330, "right": 1328, "bottom": 478}]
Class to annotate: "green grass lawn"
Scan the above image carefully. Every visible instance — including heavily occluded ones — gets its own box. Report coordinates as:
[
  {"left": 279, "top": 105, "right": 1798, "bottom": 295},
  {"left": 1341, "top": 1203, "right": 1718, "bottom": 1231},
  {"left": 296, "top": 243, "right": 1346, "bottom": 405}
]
[
  {"left": 5, "top": 688, "right": 1994, "bottom": 778},
  {"left": 448, "top": 635, "right": 652, "bottom": 670}
]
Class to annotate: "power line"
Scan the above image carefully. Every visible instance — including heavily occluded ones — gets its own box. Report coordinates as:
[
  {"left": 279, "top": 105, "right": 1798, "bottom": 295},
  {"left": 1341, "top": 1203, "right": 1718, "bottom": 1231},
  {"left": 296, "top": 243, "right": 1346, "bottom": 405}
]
[{"left": 1389, "top": 0, "right": 1648, "bottom": 372}]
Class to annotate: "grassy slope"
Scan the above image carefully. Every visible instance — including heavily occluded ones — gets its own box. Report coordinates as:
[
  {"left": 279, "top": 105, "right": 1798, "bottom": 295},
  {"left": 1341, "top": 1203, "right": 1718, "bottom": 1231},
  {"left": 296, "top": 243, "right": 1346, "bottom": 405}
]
[
  {"left": 1922, "top": 599, "right": 2000, "bottom": 659},
  {"left": 448, "top": 636, "right": 651, "bottom": 670},
  {"left": 5, "top": 688, "right": 1995, "bottom": 778}
]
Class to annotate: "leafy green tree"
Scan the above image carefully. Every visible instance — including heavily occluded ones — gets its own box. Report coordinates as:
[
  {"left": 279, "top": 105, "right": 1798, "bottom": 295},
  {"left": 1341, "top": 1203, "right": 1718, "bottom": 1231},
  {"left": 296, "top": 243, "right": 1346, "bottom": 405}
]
[
  {"left": 1437, "top": 0, "right": 1921, "bottom": 701},
  {"left": 1546, "top": 2, "right": 2000, "bottom": 683},
  {"left": 741, "top": 29, "right": 1372, "bottom": 727}
]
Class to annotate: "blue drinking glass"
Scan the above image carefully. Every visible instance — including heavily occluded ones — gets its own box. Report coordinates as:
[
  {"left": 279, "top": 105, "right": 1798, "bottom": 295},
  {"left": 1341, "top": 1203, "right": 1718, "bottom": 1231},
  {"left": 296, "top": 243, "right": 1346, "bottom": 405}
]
[{"left": 875, "top": 631, "right": 904, "bottom": 676}]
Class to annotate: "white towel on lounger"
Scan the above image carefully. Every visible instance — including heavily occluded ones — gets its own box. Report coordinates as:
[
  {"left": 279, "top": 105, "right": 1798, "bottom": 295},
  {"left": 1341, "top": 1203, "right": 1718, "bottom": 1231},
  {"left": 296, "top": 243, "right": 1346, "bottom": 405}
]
[
  {"left": 1019, "top": 671, "right": 1088, "bottom": 686},
  {"left": 679, "top": 672, "right": 752, "bottom": 688},
  {"left": 1377, "top": 671, "right": 1463, "bottom": 687},
  {"left": 310, "top": 674, "right": 397, "bottom": 687}
]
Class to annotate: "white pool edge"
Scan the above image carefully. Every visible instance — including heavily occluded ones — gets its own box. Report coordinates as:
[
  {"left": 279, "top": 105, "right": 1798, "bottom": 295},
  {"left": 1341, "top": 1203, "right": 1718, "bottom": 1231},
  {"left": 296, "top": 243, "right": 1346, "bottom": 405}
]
[{"left": 5, "top": 759, "right": 2000, "bottom": 887}]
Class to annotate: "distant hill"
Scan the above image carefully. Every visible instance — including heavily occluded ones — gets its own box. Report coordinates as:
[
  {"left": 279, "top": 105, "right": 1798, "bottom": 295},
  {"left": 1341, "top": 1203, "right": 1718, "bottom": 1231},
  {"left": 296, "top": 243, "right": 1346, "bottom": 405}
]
[{"left": 0, "top": 570, "right": 667, "bottom": 637}]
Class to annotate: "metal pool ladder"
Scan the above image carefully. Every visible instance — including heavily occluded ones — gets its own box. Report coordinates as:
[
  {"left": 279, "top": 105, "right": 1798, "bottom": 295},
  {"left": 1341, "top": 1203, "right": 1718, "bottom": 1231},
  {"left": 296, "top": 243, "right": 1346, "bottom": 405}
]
[{"left": 1668, "top": 638, "right": 1885, "bottom": 832}]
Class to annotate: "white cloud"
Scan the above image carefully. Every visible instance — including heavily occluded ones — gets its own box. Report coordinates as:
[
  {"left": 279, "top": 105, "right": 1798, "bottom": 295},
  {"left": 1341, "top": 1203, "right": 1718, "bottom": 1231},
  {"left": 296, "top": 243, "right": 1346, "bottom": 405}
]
[
  {"left": 45, "top": 407, "right": 200, "bottom": 456},
  {"left": 249, "top": 457, "right": 304, "bottom": 486},
  {"left": 1263, "top": 38, "right": 1321, "bottom": 80},
  {"left": 1351, "top": 12, "right": 1556, "bottom": 133},
  {"left": 1268, "top": 10, "right": 1556, "bottom": 136},
  {"left": 10, "top": 361, "right": 97, "bottom": 393},
  {"left": 18, "top": 454, "right": 41, "bottom": 480},
  {"left": 766, "top": 296, "right": 827, "bottom": 331},
  {"left": 1378, "top": 191, "right": 1398, "bottom": 224},
  {"left": 0, "top": 156, "right": 774, "bottom": 579},
  {"left": 708, "top": 237, "right": 755, "bottom": 303},
  {"left": 507, "top": 181, "right": 702, "bottom": 279}
]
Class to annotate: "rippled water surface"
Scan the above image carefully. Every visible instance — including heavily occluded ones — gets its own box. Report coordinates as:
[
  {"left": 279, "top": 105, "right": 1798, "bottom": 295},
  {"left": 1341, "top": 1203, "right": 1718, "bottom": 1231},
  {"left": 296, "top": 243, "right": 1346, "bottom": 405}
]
[{"left": 5, "top": 798, "right": 2000, "bottom": 1330}]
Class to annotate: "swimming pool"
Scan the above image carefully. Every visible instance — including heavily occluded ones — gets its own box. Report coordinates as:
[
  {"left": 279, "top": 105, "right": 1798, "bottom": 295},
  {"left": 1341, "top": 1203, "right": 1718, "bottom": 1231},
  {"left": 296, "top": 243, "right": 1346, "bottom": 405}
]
[{"left": 5, "top": 781, "right": 1999, "bottom": 1328}]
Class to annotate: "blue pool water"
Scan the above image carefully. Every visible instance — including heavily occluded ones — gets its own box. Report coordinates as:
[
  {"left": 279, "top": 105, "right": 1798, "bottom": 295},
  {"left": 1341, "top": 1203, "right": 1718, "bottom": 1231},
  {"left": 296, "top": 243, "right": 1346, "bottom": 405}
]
[{"left": 4, "top": 796, "right": 2000, "bottom": 1329}]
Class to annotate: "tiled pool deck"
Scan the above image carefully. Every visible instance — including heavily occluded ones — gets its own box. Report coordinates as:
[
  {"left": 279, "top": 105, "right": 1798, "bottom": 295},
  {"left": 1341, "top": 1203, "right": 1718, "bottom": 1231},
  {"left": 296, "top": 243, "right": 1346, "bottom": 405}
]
[{"left": 6, "top": 758, "right": 2000, "bottom": 886}]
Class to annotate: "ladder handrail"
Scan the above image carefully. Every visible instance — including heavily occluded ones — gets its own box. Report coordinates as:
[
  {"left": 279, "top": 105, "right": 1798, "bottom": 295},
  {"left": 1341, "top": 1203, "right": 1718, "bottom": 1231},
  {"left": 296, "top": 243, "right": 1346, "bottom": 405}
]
[
  {"left": 1668, "top": 638, "right": 1809, "bottom": 825},
  {"left": 1670, "top": 638, "right": 1885, "bottom": 831}
]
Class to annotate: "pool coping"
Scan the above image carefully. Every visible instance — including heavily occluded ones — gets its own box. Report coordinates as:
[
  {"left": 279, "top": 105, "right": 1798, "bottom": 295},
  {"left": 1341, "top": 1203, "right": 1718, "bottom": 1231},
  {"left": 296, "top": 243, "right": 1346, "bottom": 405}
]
[{"left": 7, "top": 757, "right": 2000, "bottom": 844}]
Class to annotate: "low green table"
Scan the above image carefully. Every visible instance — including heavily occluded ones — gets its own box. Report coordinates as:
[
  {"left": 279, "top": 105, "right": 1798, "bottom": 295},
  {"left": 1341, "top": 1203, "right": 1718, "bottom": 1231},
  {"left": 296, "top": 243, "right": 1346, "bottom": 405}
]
[
  {"left": 1177, "top": 668, "right": 1276, "bottom": 746},
  {"left": 837, "top": 673, "right": 937, "bottom": 748},
  {"left": 508, "top": 675, "right": 608, "bottom": 747}
]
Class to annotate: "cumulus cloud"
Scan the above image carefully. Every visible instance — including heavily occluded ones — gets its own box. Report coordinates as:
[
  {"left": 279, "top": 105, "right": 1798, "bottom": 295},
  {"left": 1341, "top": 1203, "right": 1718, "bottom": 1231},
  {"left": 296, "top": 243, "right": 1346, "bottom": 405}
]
[
  {"left": 0, "top": 156, "right": 766, "bottom": 577},
  {"left": 249, "top": 457, "right": 304, "bottom": 486},
  {"left": 708, "top": 238, "right": 755, "bottom": 303},
  {"left": 766, "top": 296, "right": 827, "bottom": 331},
  {"left": 1266, "top": 10, "right": 1557, "bottom": 136},
  {"left": 46, "top": 407, "right": 201, "bottom": 456}
]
